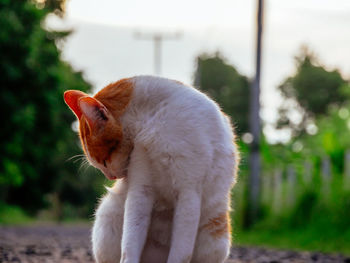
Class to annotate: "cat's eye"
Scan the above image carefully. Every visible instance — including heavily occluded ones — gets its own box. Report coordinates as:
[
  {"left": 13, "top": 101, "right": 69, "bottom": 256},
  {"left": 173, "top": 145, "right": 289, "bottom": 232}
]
[
  {"left": 109, "top": 141, "right": 119, "bottom": 153},
  {"left": 103, "top": 160, "right": 107, "bottom": 168},
  {"left": 114, "top": 140, "right": 120, "bottom": 148}
]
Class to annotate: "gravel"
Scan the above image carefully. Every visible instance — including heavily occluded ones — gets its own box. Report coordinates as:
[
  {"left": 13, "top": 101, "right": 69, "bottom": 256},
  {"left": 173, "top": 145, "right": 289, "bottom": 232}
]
[{"left": 0, "top": 225, "right": 348, "bottom": 263}]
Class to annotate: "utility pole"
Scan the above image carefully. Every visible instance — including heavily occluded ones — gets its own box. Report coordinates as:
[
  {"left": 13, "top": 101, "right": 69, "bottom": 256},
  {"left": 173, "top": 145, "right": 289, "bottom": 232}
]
[
  {"left": 247, "top": 0, "right": 264, "bottom": 227},
  {"left": 134, "top": 32, "right": 182, "bottom": 76}
]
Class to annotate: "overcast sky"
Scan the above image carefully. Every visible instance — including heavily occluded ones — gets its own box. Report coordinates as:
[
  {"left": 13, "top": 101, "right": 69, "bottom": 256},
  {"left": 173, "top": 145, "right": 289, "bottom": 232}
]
[
  {"left": 64, "top": 0, "right": 350, "bottom": 28},
  {"left": 51, "top": 0, "right": 350, "bottom": 142}
]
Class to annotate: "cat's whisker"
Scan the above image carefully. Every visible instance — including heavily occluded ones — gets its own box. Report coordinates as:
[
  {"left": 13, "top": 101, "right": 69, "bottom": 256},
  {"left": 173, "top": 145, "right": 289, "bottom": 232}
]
[
  {"left": 66, "top": 154, "right": 91, "bottom": 174},
  {"left": 66, "top": 154, "right": 86, "bottom": 162},
  {"left": 78, "top": 158, "right": 90, "bottom": 172},
  {"left": 73, "top": 156, "right": 87, "bottom": 164}
]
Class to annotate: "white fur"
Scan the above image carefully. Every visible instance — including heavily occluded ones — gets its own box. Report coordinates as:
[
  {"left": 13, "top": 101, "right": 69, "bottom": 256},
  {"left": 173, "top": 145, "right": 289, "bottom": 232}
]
[{"left": 91, "top": 76, "right": 238, "bottom": 263}]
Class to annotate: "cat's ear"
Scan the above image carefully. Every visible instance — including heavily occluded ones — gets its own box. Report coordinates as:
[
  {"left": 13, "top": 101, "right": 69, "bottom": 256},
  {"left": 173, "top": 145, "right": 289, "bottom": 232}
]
[
  {"left": 64, "top": 90, "right": 88, "bottom": 119},
  {"left": 78, "top": 96, "right": 110, "bottom": 129}
]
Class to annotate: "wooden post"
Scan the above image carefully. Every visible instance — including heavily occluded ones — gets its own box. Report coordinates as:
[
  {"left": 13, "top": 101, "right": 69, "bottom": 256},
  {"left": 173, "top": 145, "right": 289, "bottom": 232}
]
[
  {"left": 287, "top": 165, "right": 296, "bottom": 207},
  {"left": 262, "top": 173, "right": 273, "bottom": 205},
  {"left": 321, "top": 156, "right": 331, "bottom": 197},
  {"left": 303, "top": 160, "right": 313, "bottom": 185},
  {"left": 321, "top": 156, "right": 331, "bottom": 180},
  {"left": 345, "top": 150, "right": 350, "bottom": 190},
  {"left": 273, "top": 168, "right": 283, "bottom": 214},
  {"left": 247, "top": 0, "right": 264, "bottom": 227}
]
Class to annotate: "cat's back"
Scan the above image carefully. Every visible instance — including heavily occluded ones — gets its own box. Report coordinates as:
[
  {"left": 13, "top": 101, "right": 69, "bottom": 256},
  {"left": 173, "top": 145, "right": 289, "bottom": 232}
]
[
  {"left": 129, "top": 76, "right": 228, "bottom": 126},
  {"left": 125, "top": 76, "right": 235, "bottom": 156},
  {"left": 131, "top": 75, "right": 212, "bottom": 110}
]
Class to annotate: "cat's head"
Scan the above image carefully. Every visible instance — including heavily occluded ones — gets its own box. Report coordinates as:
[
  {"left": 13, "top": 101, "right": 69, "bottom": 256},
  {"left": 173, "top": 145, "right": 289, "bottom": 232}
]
[{"left": 64, "top": 88, "right": 132, "bottom": 180}]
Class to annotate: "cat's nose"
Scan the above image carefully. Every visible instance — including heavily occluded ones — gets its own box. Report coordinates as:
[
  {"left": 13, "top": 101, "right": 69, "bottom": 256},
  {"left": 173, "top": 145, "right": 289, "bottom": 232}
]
[{"left": 104, "top": 171, "right": 116, "bottom": 180}]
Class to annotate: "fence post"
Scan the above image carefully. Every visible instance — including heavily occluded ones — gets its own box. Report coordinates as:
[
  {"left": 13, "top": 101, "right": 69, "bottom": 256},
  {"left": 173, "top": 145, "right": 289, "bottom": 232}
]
[
  {"left": 303, "top": 160, "right": 313, "bottom": 185},
  {"left": 345, "top": 150, "right": 350, "bottom": 190},
  {"left": 262, "top": 173, "right": 273, "bottom": 205},
  {"left": 272, "top": 168, "right": 283, "bottom": 214},
  {"left": 287, "top": 165, "right": 296, "bottom": 207},
  {"left": 321, "top": 156, "right": 331, "bottom": 197}
]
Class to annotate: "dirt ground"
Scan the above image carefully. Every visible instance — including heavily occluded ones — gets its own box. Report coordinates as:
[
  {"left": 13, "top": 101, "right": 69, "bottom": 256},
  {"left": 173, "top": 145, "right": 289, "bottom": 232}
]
[{"left": 0, "top": 225, "right": 348, "bottom": 263}]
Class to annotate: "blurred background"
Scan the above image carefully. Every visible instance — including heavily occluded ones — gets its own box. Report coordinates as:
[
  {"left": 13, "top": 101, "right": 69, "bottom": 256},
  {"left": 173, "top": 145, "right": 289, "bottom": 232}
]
[{"left": 1, "top": 0, "right": 350, "bottom": 256}]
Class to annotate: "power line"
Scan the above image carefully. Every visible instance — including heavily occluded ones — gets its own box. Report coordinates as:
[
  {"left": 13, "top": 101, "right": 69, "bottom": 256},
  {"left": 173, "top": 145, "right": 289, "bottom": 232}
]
[{"left": 134, "top": 31, "right": 182, "bottom": 76}]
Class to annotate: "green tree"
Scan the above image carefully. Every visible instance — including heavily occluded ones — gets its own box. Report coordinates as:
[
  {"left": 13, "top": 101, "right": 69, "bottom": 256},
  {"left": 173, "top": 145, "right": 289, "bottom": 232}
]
[
  {"left": 0, "top": 0, "right": 100, "bottom": 216},
  {"left": 277, "top": 46, "right": 349, "bottom": 136},
  {"left": 194, "top": 52, "right": 250, "bottom": 135}
]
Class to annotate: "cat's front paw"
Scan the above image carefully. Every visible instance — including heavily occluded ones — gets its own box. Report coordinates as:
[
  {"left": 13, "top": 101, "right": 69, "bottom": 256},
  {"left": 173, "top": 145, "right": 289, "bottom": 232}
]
[{"left": 120, "top": 252, "right": 138, "bottom": 263}]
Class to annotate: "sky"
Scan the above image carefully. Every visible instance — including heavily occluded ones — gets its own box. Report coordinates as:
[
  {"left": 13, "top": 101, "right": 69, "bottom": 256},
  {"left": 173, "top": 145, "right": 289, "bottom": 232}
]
[{"left": 49, "top": 0, "right": 350, "bottom": 142}]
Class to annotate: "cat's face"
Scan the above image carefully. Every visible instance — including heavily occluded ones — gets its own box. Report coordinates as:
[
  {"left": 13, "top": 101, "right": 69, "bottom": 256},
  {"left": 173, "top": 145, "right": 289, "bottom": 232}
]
[{"left": 64, "top": 90, "right": 132, "bottom": 180}]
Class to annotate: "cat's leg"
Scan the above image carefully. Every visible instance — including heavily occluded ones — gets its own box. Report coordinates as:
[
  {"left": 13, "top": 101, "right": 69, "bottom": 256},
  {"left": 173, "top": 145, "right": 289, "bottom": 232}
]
[
  {"left": 92, "top": 182, "right": 127, "bottom": 263},
  {"left": 191, "top": 210, "right": 231, "bottom": 263},
  {"left": 166, "top": 190, "right": 201, "bottom": 263},
  {"left": 120, "top": 144, "right": 155, "bottom": 263},
  {"left": 163, "top": 144, "right": 209, "bottom": 263},
  {"left": 190, "top": 144, "right": 236, "bottom": 263}
]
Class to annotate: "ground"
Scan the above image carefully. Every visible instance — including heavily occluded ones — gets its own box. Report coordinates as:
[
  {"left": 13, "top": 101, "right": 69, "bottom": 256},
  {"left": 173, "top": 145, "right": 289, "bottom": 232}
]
[{"left": 0, "top": 225, "right": 348, "bottom": 263}]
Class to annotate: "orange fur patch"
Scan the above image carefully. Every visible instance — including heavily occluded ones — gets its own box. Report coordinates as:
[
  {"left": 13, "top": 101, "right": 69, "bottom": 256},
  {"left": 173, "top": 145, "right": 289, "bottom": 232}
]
[
  {"left": 78, "top": 78, "right": 134, "bottom": 165},
  {"left": 94, "top": 78, "right": 134, "bottom": 118},
  {"left": 79, "top": 114, "right": 123, "bottom": 163},
  {"left": 200, "top": 212, "right": 231, "bottom": 239}
]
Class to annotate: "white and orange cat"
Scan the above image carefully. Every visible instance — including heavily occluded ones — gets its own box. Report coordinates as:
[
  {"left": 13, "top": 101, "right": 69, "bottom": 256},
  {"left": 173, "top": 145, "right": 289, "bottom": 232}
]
[{"left": 64, "top": 76, "right": 239, "bottom": 263}]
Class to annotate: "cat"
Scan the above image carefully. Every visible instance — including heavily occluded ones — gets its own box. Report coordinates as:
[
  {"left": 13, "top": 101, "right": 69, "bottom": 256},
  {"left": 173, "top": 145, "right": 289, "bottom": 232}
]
[{"left": 64, "top": 76, "right": 239, "bottom": 263}]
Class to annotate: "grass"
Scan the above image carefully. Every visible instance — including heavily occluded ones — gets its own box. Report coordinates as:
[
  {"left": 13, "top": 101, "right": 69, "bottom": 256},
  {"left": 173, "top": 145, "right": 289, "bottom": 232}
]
[
  {"left": 0, "top": 202, "right": 92, "bottom": 225},
  {"left": 0, "top": 203, "right": 32, "bottom": 224},
  {"left": 230, "top": 174, "right": 350, "bottom": 256},
  {"left": 234, "top": 227, "right": 350, "bottom": 255}
]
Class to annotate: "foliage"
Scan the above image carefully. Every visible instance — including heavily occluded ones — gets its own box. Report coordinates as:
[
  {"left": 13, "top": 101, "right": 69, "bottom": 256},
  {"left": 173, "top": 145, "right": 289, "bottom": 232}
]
[
  {"left": 233, "top": 102, "right": 350, "bottom": 253},
  {"left": 234, "top": 176, "right": 350, "bottom": 255},
  {"left": 226, "top": 45, "right": 350, "bottom": 253},
  {"left": 194, "top": 52, "right": 251, "bottom": 135},
  {"left": 0, "top": 0, "right": 105, "bottom": 217},
  {"left": 0, "top": 202, "right": 32, "bottom": 224},
  {"left": 235, "top": 225, "right": 350, "bottom": 255},
  {"left": 277, "top": 46, "right": 349, "bottom": 136}
]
